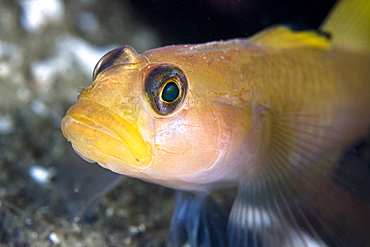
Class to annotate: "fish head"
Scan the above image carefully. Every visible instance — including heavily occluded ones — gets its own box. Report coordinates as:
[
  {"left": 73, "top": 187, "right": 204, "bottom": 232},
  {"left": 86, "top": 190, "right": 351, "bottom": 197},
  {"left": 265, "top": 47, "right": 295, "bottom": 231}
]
[{"left": 61, "top": 45, "right": 253, "bottom": 190}]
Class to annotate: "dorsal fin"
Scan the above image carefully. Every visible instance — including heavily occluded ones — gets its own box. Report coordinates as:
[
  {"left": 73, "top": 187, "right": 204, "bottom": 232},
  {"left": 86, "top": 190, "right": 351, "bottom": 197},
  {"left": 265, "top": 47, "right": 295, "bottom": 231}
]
[
  {"left": 320, "top": 0, "right": 370, "bottom": 51},
  {"left": 251, "top": 26, "right": 330, "bottom": 50}
]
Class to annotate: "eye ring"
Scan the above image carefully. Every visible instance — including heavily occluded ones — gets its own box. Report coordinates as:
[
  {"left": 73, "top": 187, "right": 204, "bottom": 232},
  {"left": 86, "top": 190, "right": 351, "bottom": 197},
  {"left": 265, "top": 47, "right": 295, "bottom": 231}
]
[{"left": 144, "top": 64, "right": 187, "bottom": 115}]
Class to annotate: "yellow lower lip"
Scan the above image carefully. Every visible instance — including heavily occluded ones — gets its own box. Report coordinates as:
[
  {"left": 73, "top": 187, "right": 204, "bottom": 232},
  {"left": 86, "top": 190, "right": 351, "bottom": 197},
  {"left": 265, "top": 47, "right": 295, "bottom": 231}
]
[{"left": 61, "top": 98, "right": 151, "bottom": 169}]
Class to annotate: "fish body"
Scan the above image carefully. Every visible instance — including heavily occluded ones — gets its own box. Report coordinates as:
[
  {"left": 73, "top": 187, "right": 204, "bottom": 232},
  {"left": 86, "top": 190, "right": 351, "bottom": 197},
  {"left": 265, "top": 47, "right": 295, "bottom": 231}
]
[{"left": 61, "top": 0, "right": 370, "bottom": 246}]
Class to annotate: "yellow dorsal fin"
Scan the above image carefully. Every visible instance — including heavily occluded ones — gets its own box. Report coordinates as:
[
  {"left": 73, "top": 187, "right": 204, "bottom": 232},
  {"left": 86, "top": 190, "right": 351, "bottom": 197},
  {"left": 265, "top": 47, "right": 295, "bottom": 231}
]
[
  {"left": 320, "top": 0, "right": 370, "bottom": 51},
  {"left": 251, "top": 26, "right": 330, "bottom": 50}
]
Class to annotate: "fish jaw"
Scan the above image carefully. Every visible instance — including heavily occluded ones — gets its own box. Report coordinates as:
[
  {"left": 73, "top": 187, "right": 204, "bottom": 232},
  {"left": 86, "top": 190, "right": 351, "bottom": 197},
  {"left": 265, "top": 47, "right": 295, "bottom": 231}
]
[{"left": 61, "top": 98, "right": 152, "bottom": 172}]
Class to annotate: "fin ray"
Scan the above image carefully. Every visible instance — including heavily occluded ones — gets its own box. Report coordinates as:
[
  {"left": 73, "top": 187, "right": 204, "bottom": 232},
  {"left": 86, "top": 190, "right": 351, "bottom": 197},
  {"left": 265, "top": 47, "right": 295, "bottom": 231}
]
[
  {"left": 251, "top": 26, "right": 330, "bottom": 50},
  {"left": 228, "top": 110, "right": 370, "bottom": 246},
  {"left": 320, "top": 0, "right": 370, "bottom": 51},
  {"left": 167, "top": 191, "right": 228, "bottom": 247}
]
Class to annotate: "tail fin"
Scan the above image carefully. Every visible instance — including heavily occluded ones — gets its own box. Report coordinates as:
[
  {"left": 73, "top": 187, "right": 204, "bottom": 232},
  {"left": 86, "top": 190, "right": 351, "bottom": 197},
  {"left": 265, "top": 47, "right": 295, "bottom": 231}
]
[{"left": 320, "top": 0, "right": 370, "bottom": 51}]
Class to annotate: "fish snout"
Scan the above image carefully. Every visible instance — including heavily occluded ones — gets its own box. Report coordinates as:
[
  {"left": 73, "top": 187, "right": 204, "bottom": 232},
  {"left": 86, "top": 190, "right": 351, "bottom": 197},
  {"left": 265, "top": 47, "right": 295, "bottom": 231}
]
[{"left": 61, "top": 98, "right": 152, "bottom": 171}]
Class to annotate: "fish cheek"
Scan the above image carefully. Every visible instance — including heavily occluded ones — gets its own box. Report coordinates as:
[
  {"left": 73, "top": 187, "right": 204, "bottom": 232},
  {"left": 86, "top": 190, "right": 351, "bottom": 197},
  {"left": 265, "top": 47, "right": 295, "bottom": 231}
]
[
  {"left": 209, "top": 101, "right": 258, "bottom": 174},
  {"left": 150, "top": 101, "right": 221, "bottom": 176}
]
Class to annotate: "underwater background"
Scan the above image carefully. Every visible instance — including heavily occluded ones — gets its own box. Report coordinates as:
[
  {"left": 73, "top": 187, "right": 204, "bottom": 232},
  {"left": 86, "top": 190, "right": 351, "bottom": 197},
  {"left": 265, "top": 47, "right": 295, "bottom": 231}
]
[{"left": 0, "top": 0, "right": 336, "bottom": 246}]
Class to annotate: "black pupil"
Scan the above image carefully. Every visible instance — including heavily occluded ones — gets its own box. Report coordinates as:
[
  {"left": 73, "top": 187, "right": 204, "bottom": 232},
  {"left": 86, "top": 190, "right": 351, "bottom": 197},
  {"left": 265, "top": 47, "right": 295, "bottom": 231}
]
[{"left": 162, "top": 82, "right": 179, "bottom": 102}]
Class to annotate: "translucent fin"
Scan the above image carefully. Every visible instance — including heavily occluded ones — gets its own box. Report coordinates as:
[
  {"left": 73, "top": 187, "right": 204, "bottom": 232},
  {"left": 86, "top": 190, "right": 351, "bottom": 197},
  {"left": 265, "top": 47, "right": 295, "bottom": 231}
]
[
  {"left": 228, "top": 184, "right": 328, "bottom": 247},
  {"left": 320, "top": 0, "right": 370, "bottom": 51},
  {"left": 251, "top": 26, "right": 330, "bottom": 50},
  {"left": 55, "top": 147, "right": 124, "bottom": 220},
  {"left": 167, "top": 191, "right": 228, "bottom": 247},
  {"left": 228, "top": 111, "right": 370, "bottom": 246},
  {"left": 334, "top": 137, "right": 370, "bottom": 203}
]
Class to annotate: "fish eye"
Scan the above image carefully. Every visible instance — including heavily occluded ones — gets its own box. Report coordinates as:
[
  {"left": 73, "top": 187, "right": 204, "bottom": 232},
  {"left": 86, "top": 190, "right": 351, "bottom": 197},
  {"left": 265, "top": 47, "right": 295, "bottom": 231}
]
[
  {"left": 92, "top": 45, "right": 140, "bottom": 81},
  {"left": 92, "top": 47, "right": 123, "bottom": 81},
  {"left": 145, "top": 64, "right": 187, "bottom": 115}
]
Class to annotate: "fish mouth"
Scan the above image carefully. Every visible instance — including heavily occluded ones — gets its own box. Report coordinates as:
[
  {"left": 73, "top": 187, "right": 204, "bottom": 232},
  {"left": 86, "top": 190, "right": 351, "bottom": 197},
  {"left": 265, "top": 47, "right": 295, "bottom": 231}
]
[{"left": 61, "top": 98, "right": 151, "bottom": 170}]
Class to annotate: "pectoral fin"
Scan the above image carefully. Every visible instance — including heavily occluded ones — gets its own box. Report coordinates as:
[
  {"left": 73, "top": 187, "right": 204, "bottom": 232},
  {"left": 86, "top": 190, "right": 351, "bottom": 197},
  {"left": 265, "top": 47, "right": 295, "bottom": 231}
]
[{"left": 227, "top": 110, "right": 370, "bottom": 246}]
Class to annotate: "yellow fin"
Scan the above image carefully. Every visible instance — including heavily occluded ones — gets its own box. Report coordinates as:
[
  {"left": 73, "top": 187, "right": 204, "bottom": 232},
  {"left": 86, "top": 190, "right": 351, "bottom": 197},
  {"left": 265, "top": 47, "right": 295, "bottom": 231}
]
[
  {"left": 320, "top": 0, "right": 370, "bottom": 51},
  {"left": 251, "top": 26, "right": 330, "bottom": 50}
]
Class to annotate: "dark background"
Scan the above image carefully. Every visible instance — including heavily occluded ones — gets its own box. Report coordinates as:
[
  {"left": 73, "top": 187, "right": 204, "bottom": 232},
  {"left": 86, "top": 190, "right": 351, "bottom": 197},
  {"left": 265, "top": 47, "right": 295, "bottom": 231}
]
[{"left": 128, "top": 0, "right": 336, "bottom": 44}]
